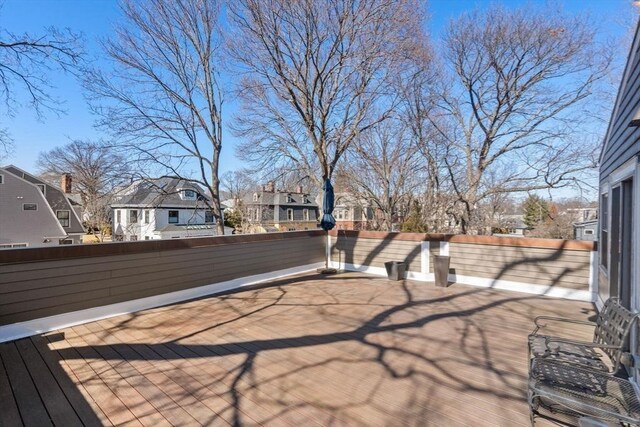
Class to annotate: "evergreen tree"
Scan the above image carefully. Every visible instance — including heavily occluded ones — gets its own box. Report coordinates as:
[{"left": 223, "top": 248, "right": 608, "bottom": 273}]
[{"left": 522, "top": 195, "right": 550, "bottom": 229}]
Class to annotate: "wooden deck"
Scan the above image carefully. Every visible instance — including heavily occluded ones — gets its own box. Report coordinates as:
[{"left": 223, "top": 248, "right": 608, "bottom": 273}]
[{"left": 0, "top": 272, "right": 595, "bottom": 426}]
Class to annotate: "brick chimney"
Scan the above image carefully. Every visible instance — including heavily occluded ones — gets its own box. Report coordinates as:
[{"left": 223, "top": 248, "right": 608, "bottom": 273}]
[
  {"left": 264, "top": 181, "right": 275, "bottom": 192},
  {"left": 295, "top": 184, "right": 303, "bottom": 193},
  {"left": 61, "top": 173, "right": 72, "bottom": 194}
]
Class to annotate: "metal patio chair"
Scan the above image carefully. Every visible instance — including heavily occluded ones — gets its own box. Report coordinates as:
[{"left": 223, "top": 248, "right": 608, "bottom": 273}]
[
  {"left": 528, "top": 358, "right": 640, "bottom": 426},
  {"left": 529, "top": 298, "right": 638, "bottom": 374}
]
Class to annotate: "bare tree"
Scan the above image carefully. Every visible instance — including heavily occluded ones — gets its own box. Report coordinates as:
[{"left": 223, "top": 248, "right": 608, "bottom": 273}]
[
  {"left": 220, "top": 169, "right": 256, "bottom": 232},
  {"left": 427, "top": 5, "right": 611, "bottom": 234},
  {"left": 229, "top": 0, "right": 425, "bottom": 190},
  {"left": 84, "top": 0, "right": 226, "bottom": 234},
  {"left": 0, "top": 14, "right": 82, "bottom": 160},
  {"left": 37, "top": 140, "right": 129, "bottom": 239},
  {"left": 341, "top": 120, "right": 424, "bottom": 231},
  {"left": 399, "top": 55, "right": 459, "bottom": 232}
]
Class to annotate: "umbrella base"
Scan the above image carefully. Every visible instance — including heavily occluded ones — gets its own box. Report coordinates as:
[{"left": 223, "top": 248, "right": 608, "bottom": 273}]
[{"left": 317, "top": 268, "right": 338, "bottom": 275}]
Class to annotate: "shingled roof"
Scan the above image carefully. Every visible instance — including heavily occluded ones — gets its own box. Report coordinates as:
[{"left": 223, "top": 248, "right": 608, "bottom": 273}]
[{"left": 111, "top": 178, "right": 210, "bottom": 208}]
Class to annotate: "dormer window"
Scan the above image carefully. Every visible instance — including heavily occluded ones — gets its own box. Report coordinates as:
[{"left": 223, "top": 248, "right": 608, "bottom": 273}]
[
  {"left": 303, "top": 194, "right": 310, "bottom": 204},
  {"left": 253, "top": 193, "right": 258, "bottom": 202},
  {"left": 183, "top": 189, "right": 196, "bottom": 199},
  {"left": 286, "top": 194, "right": 293, "bottom": 203}
]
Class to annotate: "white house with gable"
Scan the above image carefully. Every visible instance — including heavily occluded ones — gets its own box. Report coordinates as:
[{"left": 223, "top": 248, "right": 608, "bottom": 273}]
[{"left": 110, "top": 178, "right": 230, "bottom": 241}]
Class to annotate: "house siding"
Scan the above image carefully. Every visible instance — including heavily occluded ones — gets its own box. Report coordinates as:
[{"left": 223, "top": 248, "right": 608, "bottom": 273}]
[
  {"left": 0, "top": 169, "right": 67, "bottom": 248},
  {"left": 600, "top": 30, "right": 640, "bottom": 180},
  {"left": 3, "top": 166, "right": 84, "bottom": 235},
  {"left": 0, "top": 231, "right": 325, "bottom": 326},
  {"left": 598, "top": 20, "right": 640, "bottom": 314}
]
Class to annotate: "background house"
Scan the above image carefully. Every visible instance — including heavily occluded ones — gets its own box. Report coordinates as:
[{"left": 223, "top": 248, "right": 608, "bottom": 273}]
[
  {"left": 243, "top": 182, "right": 318, "bottom": 233},
  {"left": 492, "top": 214, "right": 528, "bottom": 237},
  {"left": 333, "top": 193, "right": 374, "bottom": 231},
  {"left": 111, "top": 178, "right": 230, "bottom": 241},
  {"left": 0, "top": 166, "right": 84, "bottom": 248},
  {"left": 573, "top": 220, "right": 598, "bottom": 241}
]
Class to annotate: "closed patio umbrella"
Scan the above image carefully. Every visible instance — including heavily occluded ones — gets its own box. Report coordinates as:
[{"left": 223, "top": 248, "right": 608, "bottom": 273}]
[
  {"left": 319, "top": 178, "right": 337, "bottom": 273},
  {"left": 320, "top": 178, "right": 335, "bottom": 232}
]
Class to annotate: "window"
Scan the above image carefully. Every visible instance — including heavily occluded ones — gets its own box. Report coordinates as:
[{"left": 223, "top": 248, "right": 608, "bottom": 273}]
[
  {"left": 287, "top": 208, "right": 294, "bottom": 221},
  {"left": 144, "top": 236, "right": 150, "bottom": 240},
  {"left": 169, "top": 210, "right": 179, "bottom": 224},
  {"left": 585, "top": 229, "right": 594, "bottom": 235},
  {"left": 286, "top": 194, "right": 293, "bottom": 203},
  {"left": 600, "top": 193, "right": 608, "bottom": 269},
  {"left": 303, "top": 195, "right": 310, "bottom": 204},
  {"left": 0, "top": 243, "right": 28, "bottom": 249},
  {"left": 23, "top": 203, "right": 37, "bottom": 211},
  {"left": 130, "top": 235, "right": 138, "bottom": 241},
  {"left": 303, "top": 209, "right": 309, "bottom": 221},
  {"left": 57, "top": 210, "right": 70, "bottom": 227},
  {"left": 144, "top": 210, "right": 150, "bottom": 224},
  {"left": 253, "top": 193, "right": 258, "bottom": 202},
  {"left": 129, "top": 210, "right": 138, "bottom": 223},
  {"left": 36, "top": 184, "right": 45, "bottom": 195},
  {"left": 205, "top": 210, "right": 214, "bottom": 223},
  {"left": 183, "top": 189, "right": 196, "bottom": 199},
  {"left": 0, "top": 174, "right": 3, "bottom": 184},
  {"left": 59, "top": 238, "right": 73, "bottom": 245},
  {"left": 116, "top": 210, "right": 121, "bottom": 224}
]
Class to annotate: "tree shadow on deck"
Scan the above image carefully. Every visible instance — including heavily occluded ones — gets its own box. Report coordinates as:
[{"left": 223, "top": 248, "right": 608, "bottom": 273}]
[
  {"left": 46, "top": 273, "right": 592, "bottom": 426},
  {"left": 0, "top": 235, "right": 595, "bottom": 426}
]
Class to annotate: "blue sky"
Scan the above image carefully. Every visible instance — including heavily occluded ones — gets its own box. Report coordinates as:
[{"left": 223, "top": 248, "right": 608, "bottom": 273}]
[{"left": 0, "top": 0, "right": 635, "bottom": 177}]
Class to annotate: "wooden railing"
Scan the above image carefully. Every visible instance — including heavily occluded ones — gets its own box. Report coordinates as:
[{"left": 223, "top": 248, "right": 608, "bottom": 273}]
[{"left": 329, "top": 230, "right": 596, "bottom": 302}]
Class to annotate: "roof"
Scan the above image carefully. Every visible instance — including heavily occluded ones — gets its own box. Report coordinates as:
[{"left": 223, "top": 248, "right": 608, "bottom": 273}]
[
  {"left": 111, "top": 178, "right": 211, "bottom": 208},
  {"left": 243, "top": 189, "right": 318, "bottom": 208},
  {"left": 1, "top": 165, "right": 84, "bottom": 234},
  {"left": 573, "top": 220, "right": 598, "bottom": 227},
  {"left": 500, "top": 214, "right": 527, "bottom": 229}
]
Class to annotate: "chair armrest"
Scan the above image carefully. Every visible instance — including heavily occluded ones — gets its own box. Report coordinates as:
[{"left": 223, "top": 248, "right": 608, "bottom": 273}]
[
  {"left": 544, "top": 337, "right": 621, "bottom": 350},
  {"left": 532, "top": 316, "right": 596, "bottom": 335}
]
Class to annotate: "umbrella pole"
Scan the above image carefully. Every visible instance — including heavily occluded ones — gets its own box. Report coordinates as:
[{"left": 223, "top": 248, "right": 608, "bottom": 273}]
[{"left": 318, "top": 230, "right": 337, "bottom": 275}]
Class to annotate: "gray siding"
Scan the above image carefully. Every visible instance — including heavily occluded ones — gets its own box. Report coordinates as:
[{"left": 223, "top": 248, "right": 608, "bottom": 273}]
[
  {"left": 448, "top": 242, "right": 591, "bottom": 290},
  {"left": 3, "top": 166, "right": 84, "bottom": 234},
  {"left": 0, "top": 232, "right": 325, "bottom": 326},
  {"left": 331, "top": 235, "right": 422, "bottom": 272},
  {"left": 278, "top": 206, "right": 318, "bottom": 222},
  {"left": 600, "top": 30, "right": 640, "bottom": 179},
  {"left": 0, "top": 169, "right": 67, "bottom": 247}
]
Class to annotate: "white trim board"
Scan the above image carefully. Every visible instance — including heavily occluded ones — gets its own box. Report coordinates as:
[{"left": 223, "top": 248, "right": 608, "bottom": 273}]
[
  {"left": 330, "top": 260, "right": 593, "bottom": 302},
  {"left": 448, "top": 273, "right": 594, "bottom": 302},
  {"left": 0, "top": 262, "right": 325, "bottom": 344}
]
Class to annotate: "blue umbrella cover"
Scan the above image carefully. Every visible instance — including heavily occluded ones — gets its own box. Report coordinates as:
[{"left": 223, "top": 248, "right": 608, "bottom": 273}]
[{"left": 320, "top": 178, "right": 335, "bottom": 231}]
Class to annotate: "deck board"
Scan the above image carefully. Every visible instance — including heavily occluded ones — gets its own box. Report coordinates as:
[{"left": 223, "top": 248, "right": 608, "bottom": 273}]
[
  {"left": 2, "top": 272, "right": 595, "bottom": 426},
  {"left": 0, "top": 341, "right": 53, "bottom": 427},
  {"left": 0, "top": 343, "right": 23, "bottom": 426}
]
